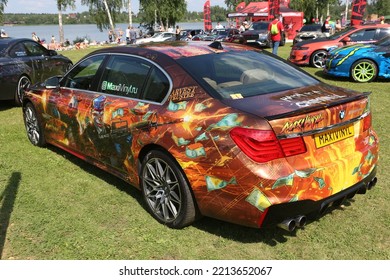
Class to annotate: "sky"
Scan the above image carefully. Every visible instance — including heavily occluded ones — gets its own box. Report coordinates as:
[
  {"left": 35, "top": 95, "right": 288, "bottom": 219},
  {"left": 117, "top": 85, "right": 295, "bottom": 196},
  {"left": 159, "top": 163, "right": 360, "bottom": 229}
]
[{"left": 4, "top": 0, "right": 227, "bottom": 14}]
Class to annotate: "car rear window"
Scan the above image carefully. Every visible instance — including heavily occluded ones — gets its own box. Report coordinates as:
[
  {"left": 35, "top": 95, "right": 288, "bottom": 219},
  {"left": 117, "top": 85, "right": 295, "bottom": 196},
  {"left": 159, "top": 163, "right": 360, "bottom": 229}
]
[{"left": 177, "top": 50, "right": 318, "bottom": 99}]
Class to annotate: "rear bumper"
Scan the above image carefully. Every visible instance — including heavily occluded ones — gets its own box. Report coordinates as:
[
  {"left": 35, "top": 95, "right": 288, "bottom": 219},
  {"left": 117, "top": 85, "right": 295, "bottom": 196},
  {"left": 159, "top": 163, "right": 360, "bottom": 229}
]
[{"left": 260, "top": 165, "right": 377, "bottom": 228}]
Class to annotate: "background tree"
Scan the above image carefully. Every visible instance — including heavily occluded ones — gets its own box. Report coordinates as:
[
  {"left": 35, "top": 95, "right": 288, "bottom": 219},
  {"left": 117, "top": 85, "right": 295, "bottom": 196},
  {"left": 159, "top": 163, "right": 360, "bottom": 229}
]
[
  {"left": 0, "top": 0, "right": 7, "bottom": 24},
  {"left": 57, "top": 0, "right": 75, "bottom": 45},
  {"left": 139, "top": 0, "right": 186, "bottom": 30},
  {"left": 81, "top": 0, "right": 122, "bottom": 38},
  {"left": 224, "top": 0, "right": 250, "bottom": 11},
  {"left": 371, "top": 0, "right": 390, "bottom": 16}
]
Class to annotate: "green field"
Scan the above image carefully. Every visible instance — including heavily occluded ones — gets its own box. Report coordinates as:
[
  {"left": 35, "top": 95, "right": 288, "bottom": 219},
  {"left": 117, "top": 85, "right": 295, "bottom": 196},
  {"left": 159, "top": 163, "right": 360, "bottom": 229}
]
[{"left": 0, "top": 43, "right": 389, "bottom": 260}]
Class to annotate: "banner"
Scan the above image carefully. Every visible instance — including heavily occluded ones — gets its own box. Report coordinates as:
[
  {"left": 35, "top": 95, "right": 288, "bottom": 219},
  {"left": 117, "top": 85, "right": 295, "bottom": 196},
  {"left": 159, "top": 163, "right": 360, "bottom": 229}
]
[
  {"left": 235, "top": 2, "right": 246, "bottom": 28},
  {"left": 203, "top": 0, "right": 212, "bottom": 32},
  {"left": 268, "top": 0, "right": 280, "bottom": 20},
  {"left": 351, "top": 0, "right": 367, "bottom": 26}
]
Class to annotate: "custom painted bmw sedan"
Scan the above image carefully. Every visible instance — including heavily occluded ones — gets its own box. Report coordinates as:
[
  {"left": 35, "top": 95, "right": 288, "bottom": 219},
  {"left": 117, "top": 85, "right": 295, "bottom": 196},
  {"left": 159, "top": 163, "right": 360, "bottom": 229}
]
[
  {"left": 0, "top": 37, "right": 72, "bottom": 105},
  {"left": 324, "top": 35, "right": 390, "bottom": 82},
  {"left": 22, "top": 41, "right": 378, "bottom": 231}
]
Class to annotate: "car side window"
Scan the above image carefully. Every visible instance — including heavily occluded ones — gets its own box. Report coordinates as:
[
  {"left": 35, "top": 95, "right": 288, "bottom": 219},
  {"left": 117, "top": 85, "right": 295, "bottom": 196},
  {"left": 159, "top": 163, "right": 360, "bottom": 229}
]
[
  {"left": 142, "top": 67, "right": 170, "bottom": 103},
  {"left": 9, "top": 43, "right": 27, "bottom": 57},
  {"left": 349, "top": 29, "right": 376, "bottom": 42},
  {"left": 24, "top": 41, "right": 47, "bottom": 56},
  {"left": 376, "top": 28, "right": 390, "bottom": 40},
  {"left": 100, "top": 55, "right": 150, "bottom": 99},
  {"left": 62, "top": 55, "right": 105, "bottom": 90}
]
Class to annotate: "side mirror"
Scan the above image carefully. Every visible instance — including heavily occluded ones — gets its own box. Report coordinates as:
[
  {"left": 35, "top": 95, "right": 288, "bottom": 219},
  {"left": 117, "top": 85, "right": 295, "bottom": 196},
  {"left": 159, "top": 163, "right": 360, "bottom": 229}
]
[
  {"left": 341, "top": 36, "right": 351, "bottom": 43},
  {"left": 49, "top": 50, "right": 58, "bottom": 56},
  {"left": 45, "top": 76, "right": 61, "bottom": 89}
]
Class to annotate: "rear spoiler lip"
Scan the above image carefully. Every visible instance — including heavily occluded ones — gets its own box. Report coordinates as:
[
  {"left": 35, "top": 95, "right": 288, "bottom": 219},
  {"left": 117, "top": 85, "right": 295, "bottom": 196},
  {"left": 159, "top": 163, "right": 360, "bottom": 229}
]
[{"left": 266, "top": 91, "right": 371, "bottom": 121}]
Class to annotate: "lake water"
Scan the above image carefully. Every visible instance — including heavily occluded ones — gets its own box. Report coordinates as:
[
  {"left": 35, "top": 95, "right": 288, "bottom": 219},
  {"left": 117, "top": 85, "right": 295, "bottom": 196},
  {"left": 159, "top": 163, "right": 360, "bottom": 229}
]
[{"left": 1, "top": 21, "right": 229, "bottom": 44}]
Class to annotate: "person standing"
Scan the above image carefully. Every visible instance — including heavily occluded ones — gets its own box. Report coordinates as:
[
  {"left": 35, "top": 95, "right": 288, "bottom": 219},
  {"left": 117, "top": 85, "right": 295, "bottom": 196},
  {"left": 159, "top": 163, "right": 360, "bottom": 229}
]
[
  {"left": 215, "top": 22, "right": 224, "bottom": 29},
  {"left": 125, "top": 25, "right": 131, "bottom": 44},
  {"left": 175, "top": 25, "right": 181, "bottom": 41},
  {"left": 322, "top": 15, "right": 331, "bottom": 36},
  {"left": 32, "top": 32, "right": 40, "bottom": 43},
  {"left": 268, "top": 14, "right": 284, "bottom": 56},
  {"left": 129, "top": 26, "right": 137, "bottom": 44}
]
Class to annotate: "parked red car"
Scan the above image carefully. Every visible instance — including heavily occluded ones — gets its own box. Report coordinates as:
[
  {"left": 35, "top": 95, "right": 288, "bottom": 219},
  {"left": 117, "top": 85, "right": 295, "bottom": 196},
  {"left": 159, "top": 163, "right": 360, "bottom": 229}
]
[{"left": 289, "top": 23, "right": 390, "bottom": 68}]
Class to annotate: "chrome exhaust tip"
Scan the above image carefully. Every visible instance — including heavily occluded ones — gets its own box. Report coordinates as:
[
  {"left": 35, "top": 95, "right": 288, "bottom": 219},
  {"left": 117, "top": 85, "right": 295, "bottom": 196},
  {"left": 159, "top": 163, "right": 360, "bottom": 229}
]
[
  {"left": 277, "top": 219, "right": 296, "bottom": 232},
  {"left": 294, "top": 215, "right": 307, "bottom": 228}
]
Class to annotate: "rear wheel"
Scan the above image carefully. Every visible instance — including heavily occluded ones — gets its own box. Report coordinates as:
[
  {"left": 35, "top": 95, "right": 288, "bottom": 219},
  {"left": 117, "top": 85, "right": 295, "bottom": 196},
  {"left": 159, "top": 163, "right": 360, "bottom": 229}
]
[
  {"left": 351, "top": 59, "right": 377, "bottom": 83},
  {"left": 310, "top": 50, "right": 327, "bottom": 68},
  {"left": 140, "top": 150, "right": 197, "bottom": 228},
  {"left": 15, "top": 75, "right": 31, "bottom": 106},
  {"left": 23, "top": 103, "right": 46, "bottom": 147}
]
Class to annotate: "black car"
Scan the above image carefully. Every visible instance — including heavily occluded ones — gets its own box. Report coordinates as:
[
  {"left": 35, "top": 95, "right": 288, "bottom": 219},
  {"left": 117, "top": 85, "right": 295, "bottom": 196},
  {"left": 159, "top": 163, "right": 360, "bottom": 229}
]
[
  {"left": 293, "top": 24, "right": 327, "bottom": 44},
  {"left": 0, "top": 37, "right": 72, "bottom": 106},
  {"left": 242, "top": 21, "right": 286, "bottom": 48}
]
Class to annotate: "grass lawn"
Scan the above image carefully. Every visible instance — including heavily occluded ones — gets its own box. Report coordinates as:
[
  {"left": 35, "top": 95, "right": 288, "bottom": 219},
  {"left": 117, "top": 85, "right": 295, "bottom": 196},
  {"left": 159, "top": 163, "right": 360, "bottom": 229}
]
[{"left": 0, "top": 43, "right": 389, "bottom": 260}]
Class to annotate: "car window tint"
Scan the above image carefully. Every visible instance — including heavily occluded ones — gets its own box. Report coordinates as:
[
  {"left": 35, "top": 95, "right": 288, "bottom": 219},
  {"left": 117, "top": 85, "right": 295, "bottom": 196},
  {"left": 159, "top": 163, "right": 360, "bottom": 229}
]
[
  {"left": 100, "top": 55, "right": 150, "bottom": 98},
  {"left": 177, "top": 50, "right": 318, "bottom": 99},
  {"left": 9, "top": 43, "right": 27, "bottom": 57},
  {"left": 24, "top": 41, "right": 47, "bottom": 56},
  {"left": 349, "top": 29, "right": 376, "bottom": 41},
  {"left": 142, "top": 67, "right": 170, "bottom": 103},
  {"left": 62, "top": 55, "right": 105, "bottom": 90},
  {"left": 377, "top": 28, "right": 390, "bottom": 40}
]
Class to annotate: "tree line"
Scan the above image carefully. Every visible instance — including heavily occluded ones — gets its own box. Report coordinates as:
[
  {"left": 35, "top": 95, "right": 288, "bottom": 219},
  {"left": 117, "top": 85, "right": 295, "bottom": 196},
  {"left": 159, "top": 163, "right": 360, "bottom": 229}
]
[{"left": 1, "top": 1, "right": 389, "bottom": 41}]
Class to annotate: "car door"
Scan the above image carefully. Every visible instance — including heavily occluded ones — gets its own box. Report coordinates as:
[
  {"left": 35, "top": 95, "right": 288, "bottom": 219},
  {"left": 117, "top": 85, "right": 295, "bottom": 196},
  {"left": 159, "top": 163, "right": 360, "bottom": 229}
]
[
  {"left": 88, "top": 54, "right": 171, "bottom": 175},
  {"left": 22, "top": 40, "right": 52, "bottom": 82},
  {"left": 44, "top": 54, "right": 107, "bottom": 154}
]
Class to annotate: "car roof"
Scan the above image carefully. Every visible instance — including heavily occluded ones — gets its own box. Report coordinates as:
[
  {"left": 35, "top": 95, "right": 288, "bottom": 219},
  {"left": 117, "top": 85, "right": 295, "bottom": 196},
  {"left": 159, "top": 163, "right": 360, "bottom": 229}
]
[
  {"left": 87, "top": 41, "right": 256, "bottom": 60},
  {"left": 0, "top": 37, "right": 25, "bottom": 45}
]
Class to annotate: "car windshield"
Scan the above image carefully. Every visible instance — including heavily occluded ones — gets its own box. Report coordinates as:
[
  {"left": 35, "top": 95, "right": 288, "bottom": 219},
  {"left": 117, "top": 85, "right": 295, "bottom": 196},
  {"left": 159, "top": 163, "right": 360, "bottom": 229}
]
[
  {"left": 328, "top": 26, "right": 357, "bottom": 39},
  {"left": 250, "top": 22, "right": 269, "bottom": 31},
  {"left": 374, "top": 35, "right": 390, "bottom": 46},
  {"left": 177, "top": 50, "right": 318, "bottom": 99},
  {"left": 300, "top": 25, "right": 321, "bottom": 32}
]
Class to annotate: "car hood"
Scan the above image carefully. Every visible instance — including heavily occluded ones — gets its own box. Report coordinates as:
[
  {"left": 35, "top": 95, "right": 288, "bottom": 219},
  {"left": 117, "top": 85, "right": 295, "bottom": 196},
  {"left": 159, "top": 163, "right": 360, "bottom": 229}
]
[
  {"left": 220, "top": 83, "right": 367, "bottom": 120},
  {"left": 294, "top": 36, "right": 334, "bottom": 47}
]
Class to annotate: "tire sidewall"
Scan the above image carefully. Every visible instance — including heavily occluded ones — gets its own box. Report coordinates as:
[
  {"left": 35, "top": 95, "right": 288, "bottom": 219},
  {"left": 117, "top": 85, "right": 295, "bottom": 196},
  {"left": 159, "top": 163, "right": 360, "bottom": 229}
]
[
  {"left": 15, "top": 75, "right": 31, "bottom": 106},
  {"left": 351, "top": 59, "right": 377, "bottom": 83},
  {"left": 23, "top": 103, "right": 46, "bottom": 147},
  {"left": 140, "top": 149, "right": 196, "bottom": 228}
]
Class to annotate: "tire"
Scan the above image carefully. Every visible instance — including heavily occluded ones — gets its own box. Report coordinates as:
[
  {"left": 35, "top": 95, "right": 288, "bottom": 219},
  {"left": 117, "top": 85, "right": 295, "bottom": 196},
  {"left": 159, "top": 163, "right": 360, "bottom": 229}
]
[
  {"left": 310, "top": 50, "right": 327, "bottom": 68},
  {"left": 23, "top": 103, "right": 46, "bottom": 147},
  {"left": 351, "top": 59, "right": 377, "bottom": 83},
  {"left": 280, "top": 33, "right": 286, "bottom": 46},
  {"left": 15, "top": 75, "right": 31, "bottom": 106},
  {"left": 140, "top": 150, "right": 196, "bottom": 228}
]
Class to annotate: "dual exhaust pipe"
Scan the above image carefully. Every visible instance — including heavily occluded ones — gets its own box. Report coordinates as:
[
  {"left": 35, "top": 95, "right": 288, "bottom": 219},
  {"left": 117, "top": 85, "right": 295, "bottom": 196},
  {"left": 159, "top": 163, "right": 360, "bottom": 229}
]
[
  {"left": 277, "top": 215, "right": 307, "bottom": 232},
  {"left": 277, "top": 177, "right": 378, "bottom": 232}
]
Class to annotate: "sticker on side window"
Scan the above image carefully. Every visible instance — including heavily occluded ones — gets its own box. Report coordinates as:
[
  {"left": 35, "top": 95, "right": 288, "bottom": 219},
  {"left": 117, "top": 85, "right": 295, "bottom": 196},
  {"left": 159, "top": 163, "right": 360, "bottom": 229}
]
[{"left": 101, "top": 80, "right": 138, "bottom": 95}]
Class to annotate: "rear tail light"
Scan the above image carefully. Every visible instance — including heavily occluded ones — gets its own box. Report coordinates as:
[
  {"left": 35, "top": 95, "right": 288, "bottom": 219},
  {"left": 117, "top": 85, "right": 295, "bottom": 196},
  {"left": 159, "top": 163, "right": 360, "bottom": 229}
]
[
  {"left": 230, "top": 127, "right": 306, "bottom": 163},
  {"left": 362, "top": 113, "right": 371, "bottom": 132}
]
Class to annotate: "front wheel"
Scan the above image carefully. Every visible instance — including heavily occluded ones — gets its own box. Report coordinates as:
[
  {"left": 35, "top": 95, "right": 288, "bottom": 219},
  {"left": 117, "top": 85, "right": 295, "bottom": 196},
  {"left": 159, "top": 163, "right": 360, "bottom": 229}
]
[
  {"left": 310, "top": 50, "right": 327, "bottom": 68},
  {"left": 140, "top": 150, "right": 197, "bottom": 228},
  {"left": 23, "top": 103, "right": 46, "bottom": 147},
  {"left": 15, "top": 75, "right": 31, "bottom": 106},
  {"left": 351, "top": 59, "right": 377, "bottom": 83}
]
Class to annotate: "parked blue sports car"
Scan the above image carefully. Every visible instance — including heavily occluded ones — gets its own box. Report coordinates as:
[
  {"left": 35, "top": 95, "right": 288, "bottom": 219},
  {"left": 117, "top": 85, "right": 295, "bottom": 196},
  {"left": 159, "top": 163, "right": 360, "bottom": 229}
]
[{"left": 324, "top": 35, "right": 390, "bottom": 82}]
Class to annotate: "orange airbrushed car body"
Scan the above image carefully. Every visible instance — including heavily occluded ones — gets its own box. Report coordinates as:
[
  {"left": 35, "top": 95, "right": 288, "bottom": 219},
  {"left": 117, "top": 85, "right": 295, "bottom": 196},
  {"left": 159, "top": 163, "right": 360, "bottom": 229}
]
[{"left": 23, "top": 41, "right": 378, "bottom": 230}]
